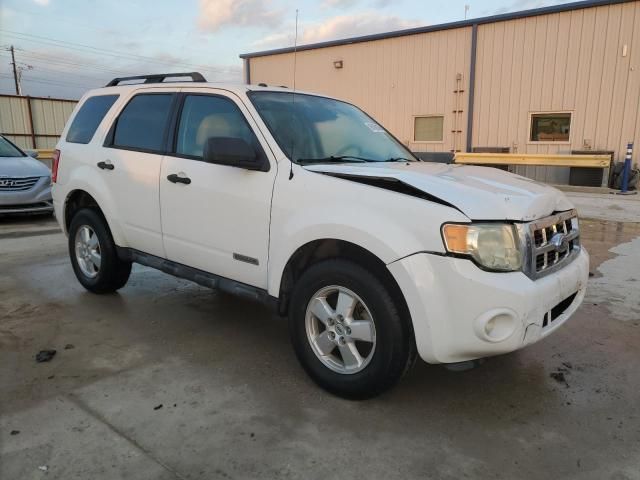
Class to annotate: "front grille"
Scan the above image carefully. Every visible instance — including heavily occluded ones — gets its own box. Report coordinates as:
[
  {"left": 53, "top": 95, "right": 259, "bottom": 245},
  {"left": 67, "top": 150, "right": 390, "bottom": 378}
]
[
  {"left": 525, "top": 210, "right": 580, "bottom": 279},
  {"left": 0, "top": 176, "right": 40, "bottom": 191}
]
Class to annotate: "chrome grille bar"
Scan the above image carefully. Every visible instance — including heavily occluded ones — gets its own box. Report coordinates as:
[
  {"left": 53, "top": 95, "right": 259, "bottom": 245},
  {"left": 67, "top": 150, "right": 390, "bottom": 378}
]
[
  {"left": 523, "top": 209, "right": 580, "bottom": 280},
  {"left": 0, "top": 177, "right": 41, "bottom": 191}
]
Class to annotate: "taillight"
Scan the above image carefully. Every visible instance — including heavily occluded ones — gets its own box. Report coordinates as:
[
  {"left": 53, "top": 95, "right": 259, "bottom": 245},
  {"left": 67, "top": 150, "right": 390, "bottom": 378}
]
[{"left": 52, "top": 149, "right": 61, "bottom": 183}]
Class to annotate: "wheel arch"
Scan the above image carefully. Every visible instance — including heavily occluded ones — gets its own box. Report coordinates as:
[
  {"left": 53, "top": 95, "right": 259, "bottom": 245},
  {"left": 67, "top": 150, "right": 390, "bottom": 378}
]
[
  {"left": 63, "top": 189, "right": 124, "bottom": 245},
  {"left": 275, "top": 239, "right": 414, "bottom": 336}
]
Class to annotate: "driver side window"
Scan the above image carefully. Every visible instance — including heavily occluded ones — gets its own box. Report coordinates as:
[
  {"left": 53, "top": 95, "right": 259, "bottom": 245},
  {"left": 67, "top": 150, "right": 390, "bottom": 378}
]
[{"left": 176, "top": 95, "right": 260, "bottom": 159}]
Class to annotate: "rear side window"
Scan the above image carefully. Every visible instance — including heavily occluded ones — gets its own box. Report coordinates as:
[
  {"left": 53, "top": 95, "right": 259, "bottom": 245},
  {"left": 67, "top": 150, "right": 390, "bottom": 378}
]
[
  {"left": 66, "top": 95, "right": 119, "bottom": 144},
  {"left": 111, "top": 94, "right": 174, "bottom": 152}
]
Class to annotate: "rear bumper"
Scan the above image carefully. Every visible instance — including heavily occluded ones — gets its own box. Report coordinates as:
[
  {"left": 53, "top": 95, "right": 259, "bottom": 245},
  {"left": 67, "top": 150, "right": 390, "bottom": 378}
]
[{"left": 388, "top": 248, "right": 589, "bottom": 364}]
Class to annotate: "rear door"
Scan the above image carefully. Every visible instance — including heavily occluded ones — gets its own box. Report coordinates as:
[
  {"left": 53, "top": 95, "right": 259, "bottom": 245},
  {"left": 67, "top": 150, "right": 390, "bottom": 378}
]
[
  {"left": 101, "top": 89, "right": 177, "bottom": 257},
  {"left": 159, "top": 90, "right": 277, "bottom": 288}
]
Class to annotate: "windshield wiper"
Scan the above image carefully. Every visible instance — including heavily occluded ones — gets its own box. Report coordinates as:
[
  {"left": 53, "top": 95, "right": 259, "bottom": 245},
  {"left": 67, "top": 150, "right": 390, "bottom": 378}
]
[
  {"left": 385, "top": 157, "right": 419, "bottom": 162},
  {"left": 296, "top": 155, "right": 376, "bottom": 165}
]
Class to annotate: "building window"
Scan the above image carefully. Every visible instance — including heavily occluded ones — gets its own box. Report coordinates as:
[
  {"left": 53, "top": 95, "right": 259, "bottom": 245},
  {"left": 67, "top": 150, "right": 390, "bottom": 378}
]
[
  {"left": 414, "top": 116, "right": 444, "bottom": 142},
  {"left": 530, "top": 112, "right": 571, "bottom": 142}
]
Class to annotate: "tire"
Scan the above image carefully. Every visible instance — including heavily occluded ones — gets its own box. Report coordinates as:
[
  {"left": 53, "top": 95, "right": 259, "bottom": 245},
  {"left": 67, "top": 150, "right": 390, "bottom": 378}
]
[
  {"left": 68, "top": 208, "right": 131, "bottom": 294},
  {"left": 289, "top": 259, "right": 415, "bottom": 399}
]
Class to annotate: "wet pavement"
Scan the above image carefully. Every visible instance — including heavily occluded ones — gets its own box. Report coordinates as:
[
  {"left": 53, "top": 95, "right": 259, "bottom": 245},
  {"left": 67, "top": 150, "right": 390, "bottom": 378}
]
[{"left": 1, "top": 216, "right": 639, "bottom": 480}]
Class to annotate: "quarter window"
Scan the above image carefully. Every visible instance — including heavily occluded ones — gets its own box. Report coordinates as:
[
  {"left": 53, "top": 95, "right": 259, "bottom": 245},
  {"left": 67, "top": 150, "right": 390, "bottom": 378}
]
[
  {"left": 112, "top": 94, "right": 174, "bottom": 152},
  {"left": 414, "top": 116, "right": 444, "bottom": 142},
  {"left": 66, "top": 95, "right": 119, "bottom": 144},
  {"left": 530, "top": 113, "right": 571, "bottom": 142},
  {"left": 176, "top": 95, "right": 261, "bottom": 160}
]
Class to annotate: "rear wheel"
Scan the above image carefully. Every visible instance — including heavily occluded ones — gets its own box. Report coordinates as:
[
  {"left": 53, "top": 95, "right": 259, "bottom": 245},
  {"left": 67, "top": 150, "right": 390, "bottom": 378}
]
[
  {"left": 289, "top": 259, "right": 415, "bottom": 399},
  {"left": 68, "top": 208, "right": 131, "bottom": 293}
]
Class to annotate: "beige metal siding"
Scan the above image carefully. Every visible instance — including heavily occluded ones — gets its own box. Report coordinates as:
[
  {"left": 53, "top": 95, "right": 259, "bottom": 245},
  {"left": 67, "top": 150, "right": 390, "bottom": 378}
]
[
  {"left": 247, "top": 1, "right": 640, "bottom": 184},
  {"left": 249, "top": 27, "right": 472, "bottom": 153},
  {"left": 473, "top": 1, "right": 640, "bottom": 181},
  {"left": 0, "top": 95, "right": 77, "bottom": 150},
  {"left": 0, "top": 96, "right": 31, "bottom": 148}
]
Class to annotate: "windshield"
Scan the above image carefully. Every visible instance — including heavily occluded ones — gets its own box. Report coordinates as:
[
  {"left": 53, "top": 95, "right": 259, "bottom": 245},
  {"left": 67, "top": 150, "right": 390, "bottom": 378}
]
[
  {"left": 248, "top": 91, "right": 416, "bottom": 164},
  {"left": 0, "top": 137, "right": 26, "bottom": 158}
]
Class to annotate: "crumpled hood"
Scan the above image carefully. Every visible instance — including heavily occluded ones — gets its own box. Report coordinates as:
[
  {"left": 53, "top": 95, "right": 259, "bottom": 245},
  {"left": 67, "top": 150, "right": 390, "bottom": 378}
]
[
  {"left": 0, "top": 155, "right": 50, "bottom": 178},
  {"left": 304, "top": 162, "right": 573, "bottom": 221}
]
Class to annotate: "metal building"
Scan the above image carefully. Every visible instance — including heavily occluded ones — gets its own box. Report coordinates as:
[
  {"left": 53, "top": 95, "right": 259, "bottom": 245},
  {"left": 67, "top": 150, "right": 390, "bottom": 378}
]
[{"left": 240, "top": 0, "right": 640, "bottom": 183}]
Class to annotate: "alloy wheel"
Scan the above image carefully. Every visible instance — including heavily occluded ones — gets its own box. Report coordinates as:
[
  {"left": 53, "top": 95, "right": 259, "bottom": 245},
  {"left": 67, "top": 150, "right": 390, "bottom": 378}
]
[
  {"left": 305, "top": 285, "right": 377, "bottom": 374},
  {"left": 74, "top": 225, "right": 102, "bottom": 278}
]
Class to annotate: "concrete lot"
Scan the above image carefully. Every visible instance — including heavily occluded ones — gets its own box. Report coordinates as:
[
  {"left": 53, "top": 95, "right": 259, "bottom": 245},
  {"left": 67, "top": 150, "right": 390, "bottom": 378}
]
[{"left": 1, "top": 211, "right": 639, "bottom": 480}]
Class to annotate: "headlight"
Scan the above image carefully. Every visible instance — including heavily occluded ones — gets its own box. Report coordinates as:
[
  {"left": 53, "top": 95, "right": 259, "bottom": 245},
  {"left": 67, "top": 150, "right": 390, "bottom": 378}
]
[{"left": 441, "top": 223, "right": 523, "bottom": 272}]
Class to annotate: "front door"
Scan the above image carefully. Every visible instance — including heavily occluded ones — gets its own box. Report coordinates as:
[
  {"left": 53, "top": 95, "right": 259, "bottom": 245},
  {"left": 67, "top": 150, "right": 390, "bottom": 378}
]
[{"left": 159, "top": 91, "right": 277, "bottom": 288}]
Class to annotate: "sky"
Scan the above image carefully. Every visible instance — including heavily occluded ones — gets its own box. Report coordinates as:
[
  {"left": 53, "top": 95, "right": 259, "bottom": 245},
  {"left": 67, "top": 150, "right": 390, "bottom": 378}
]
[{"left": 0, "top": 0, "right": 571, "bottom": 99}]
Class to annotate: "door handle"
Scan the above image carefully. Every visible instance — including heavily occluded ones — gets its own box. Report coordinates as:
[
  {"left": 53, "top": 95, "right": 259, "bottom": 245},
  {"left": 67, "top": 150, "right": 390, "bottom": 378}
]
[
  {"left": 97, "top": 160, "right": 114, "bottom": 170},
  {"left": 167, "top": 173, "right": 191, "bottom": 185}
]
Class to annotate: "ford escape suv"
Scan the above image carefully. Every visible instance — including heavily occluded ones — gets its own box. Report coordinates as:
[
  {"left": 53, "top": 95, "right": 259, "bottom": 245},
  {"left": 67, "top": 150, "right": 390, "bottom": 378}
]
[{"left": 52, "top": 72, "right": 589, "bottom": 399}]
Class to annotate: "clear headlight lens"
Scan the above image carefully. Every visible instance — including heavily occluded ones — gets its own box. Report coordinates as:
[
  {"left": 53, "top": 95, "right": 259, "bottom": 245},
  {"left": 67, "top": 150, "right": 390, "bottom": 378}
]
[{"left": 442, "top": 223, "right": 523, "bottom": 272}]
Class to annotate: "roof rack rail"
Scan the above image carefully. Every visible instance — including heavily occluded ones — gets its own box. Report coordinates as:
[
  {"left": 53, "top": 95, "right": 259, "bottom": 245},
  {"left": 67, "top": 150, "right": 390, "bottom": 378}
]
[{"left": 105, "top": 72, "right": 206, "bottom": 87}]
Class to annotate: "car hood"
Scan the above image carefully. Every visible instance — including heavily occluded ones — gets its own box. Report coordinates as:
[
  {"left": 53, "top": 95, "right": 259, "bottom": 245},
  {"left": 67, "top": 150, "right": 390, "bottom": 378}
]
[
  {"left": 304, "top": 162, "right": 573, "bottom": 221},
  {"left": 0, "top": 155, "right": 50, "bottom": 178}
]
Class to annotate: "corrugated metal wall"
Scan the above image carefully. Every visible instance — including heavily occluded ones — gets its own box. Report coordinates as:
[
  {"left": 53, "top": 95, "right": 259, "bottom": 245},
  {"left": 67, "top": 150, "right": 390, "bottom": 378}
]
[
  {"left": 249, "top": 27, "right": 472, "bottom": 153},
  {"left": 473, "top": 1, "right": 640, "bottom": 182},
  {"left": 0, "top": 95, "right": 77, "bottom": 150},
  {"left": 247, "top": 1, "right": 640, "bottom": 183}
]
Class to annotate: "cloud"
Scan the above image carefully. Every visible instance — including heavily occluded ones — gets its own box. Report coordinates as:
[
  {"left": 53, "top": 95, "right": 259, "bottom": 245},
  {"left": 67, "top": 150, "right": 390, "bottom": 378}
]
[
  {"left": 32, "top": 0, "right": 50, "bottom": 5},
  {"left": 322, "top": 0, "right": 359, "bottom": 8},
  {"left": 486, "top": 0, "right": 561, "bottom": 16},
  {"left": 251, "top": 11, "right": 420, "bottom": 50},
  {"left": 372, "top": 0, "right": 396, "bottom": 6},
  {"left": 198, "top": 0, "right": 284, "bottom": 32},
  {"left": 251, "top": 31, "right": 295, "bottom": 50},
  {"left": 301, "top": 12, "right": 420, "bottom": 44}
]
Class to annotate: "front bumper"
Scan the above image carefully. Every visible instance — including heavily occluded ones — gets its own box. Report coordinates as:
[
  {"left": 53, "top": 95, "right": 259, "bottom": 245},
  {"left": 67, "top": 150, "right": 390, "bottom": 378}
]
[
  {"left": 0, "top": 177, "right": 53, "bottom": 215},
  {"left": 387, "top": 248, "right": 589, "bottom": 364}
]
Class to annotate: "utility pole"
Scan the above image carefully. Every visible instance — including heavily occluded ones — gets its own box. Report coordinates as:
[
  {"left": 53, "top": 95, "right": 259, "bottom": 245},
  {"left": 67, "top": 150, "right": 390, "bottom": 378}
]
[{"left": 10, "top": 45, "right": 20, "bottom": 95}]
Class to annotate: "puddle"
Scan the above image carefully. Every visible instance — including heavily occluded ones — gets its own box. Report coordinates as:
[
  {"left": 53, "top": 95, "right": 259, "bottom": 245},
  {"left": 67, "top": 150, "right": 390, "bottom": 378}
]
[
  {"left": 584, "top": 234, "right": 640, "bottom": 322},
  {"left": 579, "top": 220, "right": 640, "bottom": 272}
]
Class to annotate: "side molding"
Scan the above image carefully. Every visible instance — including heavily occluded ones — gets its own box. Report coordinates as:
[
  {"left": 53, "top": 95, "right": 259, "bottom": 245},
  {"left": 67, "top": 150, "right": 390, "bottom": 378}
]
[{"left": 118, "top": 247, "right": 276, "bottom": 307}]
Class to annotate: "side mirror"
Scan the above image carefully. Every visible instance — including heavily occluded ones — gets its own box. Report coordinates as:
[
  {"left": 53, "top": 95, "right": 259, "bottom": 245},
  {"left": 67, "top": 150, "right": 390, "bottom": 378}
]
[
  {"left": 203, "top": 137, "right": 267, "bottom": 171},
  {"left": 26, "top": 150, "right": 39, "bottom": 159}
]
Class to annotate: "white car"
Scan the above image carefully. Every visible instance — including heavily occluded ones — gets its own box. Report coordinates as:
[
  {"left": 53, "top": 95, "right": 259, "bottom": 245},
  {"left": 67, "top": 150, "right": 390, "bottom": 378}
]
[{"left": 52, "top": 73, "right": 589, "bottom": 399}]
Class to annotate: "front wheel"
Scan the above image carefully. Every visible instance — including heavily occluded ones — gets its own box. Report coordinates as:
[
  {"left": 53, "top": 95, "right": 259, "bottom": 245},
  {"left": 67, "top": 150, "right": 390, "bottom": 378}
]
[
  {"left": 289, "top": 259, "right": 415, "bottom": 399},
  {"left": 68, "top": 208, "right": 131, "bottom": 294}
]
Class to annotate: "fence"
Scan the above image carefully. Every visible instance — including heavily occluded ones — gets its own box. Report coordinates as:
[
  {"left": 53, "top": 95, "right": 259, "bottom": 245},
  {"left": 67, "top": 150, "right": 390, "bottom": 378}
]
[{"left": 0, "top": 94, "right": 77, "bottom": 151}]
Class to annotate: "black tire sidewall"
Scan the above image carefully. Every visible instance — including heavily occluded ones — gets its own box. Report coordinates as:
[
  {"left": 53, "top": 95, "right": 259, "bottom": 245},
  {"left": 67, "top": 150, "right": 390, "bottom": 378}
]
[
  {"left": 68, "top": 208, "right": 127, "bottom": 293},
  {"left": 289, "top": 259, "right": 411, "bottom": 399}
]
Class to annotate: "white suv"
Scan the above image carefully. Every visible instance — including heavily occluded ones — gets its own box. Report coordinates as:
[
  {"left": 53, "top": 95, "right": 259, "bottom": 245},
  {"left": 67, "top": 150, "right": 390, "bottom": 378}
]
[{"left": 52, "top": 73, "right": 589, "bottom": 399}]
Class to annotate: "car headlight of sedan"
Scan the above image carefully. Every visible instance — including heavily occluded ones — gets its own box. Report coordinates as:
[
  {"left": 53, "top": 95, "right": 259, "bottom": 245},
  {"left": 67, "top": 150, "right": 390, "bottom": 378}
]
[{"left": 441, "top": 223, "right": 523, "bottom": 272}]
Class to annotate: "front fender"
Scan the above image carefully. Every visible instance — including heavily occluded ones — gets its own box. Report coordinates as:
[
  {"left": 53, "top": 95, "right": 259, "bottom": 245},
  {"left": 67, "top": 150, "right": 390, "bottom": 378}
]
[{"left": 267, "top": 166, "right": 469, "bottom": 297}]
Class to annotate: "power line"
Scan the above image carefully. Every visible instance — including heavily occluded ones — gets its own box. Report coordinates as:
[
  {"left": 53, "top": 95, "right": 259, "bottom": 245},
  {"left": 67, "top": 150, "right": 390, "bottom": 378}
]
[
  {"left": 1, "top": 30, "right": 226, "bottom": 75},
  {"left": 0, "top": 50, "right": 141, "bottom": 76},
  {"left": 11, "top": 64, "right": 111, "bottom": 83},
  {"left": 0, "top": 72, "right": 91, "bottom": 89}
]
